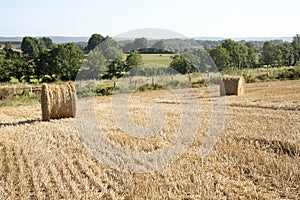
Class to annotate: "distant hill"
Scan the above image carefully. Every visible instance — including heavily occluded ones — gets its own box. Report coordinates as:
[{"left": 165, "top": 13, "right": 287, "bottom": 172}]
[
  {"left": 45, "top": 36, "right": 89, "bottom": 44},
  {"left": 0, "top": 37, "right": 23, "bottom": 42},
  {"left": 0, "top": 36, "right": 294, "bottom": 44},
  {"left": 194, "top": 37, "right": 293, "bottom": 42},
  {"left": 0, "top": 36, "right": 89, "bottom": 44}
]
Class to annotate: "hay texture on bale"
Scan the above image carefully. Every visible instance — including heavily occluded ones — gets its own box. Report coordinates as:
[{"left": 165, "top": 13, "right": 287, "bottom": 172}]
[
  {"left": 220, "top": 75, "right": 245, "bottom": 96},
  {"left": 41, "top": 82, "right": 77, "bottom": 121}
]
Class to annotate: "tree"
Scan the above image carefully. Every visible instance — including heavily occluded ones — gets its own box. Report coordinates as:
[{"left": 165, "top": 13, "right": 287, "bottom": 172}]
[
  {"left": 122, "top": 42, "right": 134, "bottom": 53},
  {"left": 152, "top": 40, "right": 166, "bottom": 50},
  {"left": 126, "top": 52, "right": 144, "bottom": 67},
  {"left": 36, "top": 51, "right": 55, "bottom": 81},
  {"left": 21, "top": 36, "right": 47, "bottom": 58},
  {"left": 0, "top": 50, "right": 9, "bottom": 82},
  {"left": 103, "top": 58, "right": 127, "bottom": 79},
  {"left": 209, "top": 46, "right": 230, "bottom": 71},
  {"left": 261, "top": 41, "right": 277, "bottom": 67},
  {"left": 274, "top": 45, "right": 282, "bottom": 67},
  {"left": 277, "top": 43, "right": 294, "bottom": 66},
  {"left": 5, "top": 52, "right": 28, "bottom": 82},
  {"left": 133, "top": 37, "right": 148, "bottom": 50},
  {"left": 22, "top": 55, "right": 36, "bottom": 82},
  {"left": 74, "top": 42, "right": 87, "bottom": 51},
  {"left": 21, "top": 36, "right": 40, "bottom": 58},
  {"left": 170, "top": 55, "right": 195, "bottom": 74},
  {"left": 79, "top": 51, "right": 107, "bottom": 80},
  {"left": 0, "top": 50, "right": 5, "bottom": 67},
  {"left": 40, "top": 37, "right": 54, "bottom": 49},
  {"left": 292, "top": 34, "right": 300, "bottom": 65},
  {"left": 179, "top": 48, "right": 207, "bottom": 72},
  {"left": 245, "top": 44, "right": 257, "bottom": 68},
  {"left": 94, "top": 37, "right": 122, "bottom": 60},
  {"left": 49, "top": 43, "right": 84, "bottom": 81},
  {"left": 222, "top": 39, "right": 243, "bottom": 69},
  {"left": 3, "top": 42, "right": 16, "bottom": 60},
  {"left": 222, "top": 39, "right": 255, "bottom": 69},
  {"left": 86, "top": 33, "right": 105, "bottom": 52},
  {"left": 3, "top": 42, "right": 12, "bottom": 51}
]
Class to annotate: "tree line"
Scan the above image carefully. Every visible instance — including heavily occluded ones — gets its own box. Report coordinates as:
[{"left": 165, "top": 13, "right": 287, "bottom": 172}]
[
  {"left": 0, "top": 34, "right": 299, "bottom": 83},
  {"left": 207, "top": 35, "right": 300, "bottom": 72}
]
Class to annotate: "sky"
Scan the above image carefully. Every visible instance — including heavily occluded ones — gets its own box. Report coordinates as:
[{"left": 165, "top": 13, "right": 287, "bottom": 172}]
[{"left": 1, "top": 0, "right": 299, "bottom": 38}]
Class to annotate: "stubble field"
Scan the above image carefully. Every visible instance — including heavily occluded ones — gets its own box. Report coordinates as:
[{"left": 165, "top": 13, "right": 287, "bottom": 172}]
[{"left": 0, "top": 80, "right": 299, "bottom": 199}]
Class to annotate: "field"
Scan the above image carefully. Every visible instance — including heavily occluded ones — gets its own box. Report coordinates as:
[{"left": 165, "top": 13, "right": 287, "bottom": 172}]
[
  {"left": 0, "top": 80, "right": 299, "bottom": 199},
  {"left": 123, "top": 54, "right": 173, "bottom": 66}
]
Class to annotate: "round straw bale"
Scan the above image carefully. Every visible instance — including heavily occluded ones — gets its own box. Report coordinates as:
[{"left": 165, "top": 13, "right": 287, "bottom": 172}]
[
  {"left": 220, "top": 75, "right": 245, "bottom": 96},
  {"left": 41, "top": 82, "right": 77, "bottom": 121}
]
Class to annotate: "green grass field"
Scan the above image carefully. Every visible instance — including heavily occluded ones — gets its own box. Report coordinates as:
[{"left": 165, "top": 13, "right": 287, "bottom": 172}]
[
  {"left": 141, "top": 54, "right": 173, "bottom": 66},
  {"left": 123, "top": 54, "right": 174, "bottom": 66}
]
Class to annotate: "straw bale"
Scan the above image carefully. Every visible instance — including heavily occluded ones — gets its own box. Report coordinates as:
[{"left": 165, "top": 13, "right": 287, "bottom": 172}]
[
  {"left": 220, "top": 75, "right": 245, "bottom": 96},
  {"left": 41, "top": 82, "right": 76, "bottom": 121}
]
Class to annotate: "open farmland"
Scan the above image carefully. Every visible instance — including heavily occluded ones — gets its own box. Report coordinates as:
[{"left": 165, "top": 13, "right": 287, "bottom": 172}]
[
  {"left": 122, "top": 54, "right": 173, "bottom": 66},
  {"left": 0, "top": 80, "right": 299, "bottom": 199},
  {"left": 141, "top": 54, "right": 173, "bottom": 66}
]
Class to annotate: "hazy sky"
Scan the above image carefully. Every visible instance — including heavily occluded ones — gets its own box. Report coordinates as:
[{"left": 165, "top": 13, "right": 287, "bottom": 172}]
[{"left": 1, "top": 0, "right": 299, "bottom": 38}]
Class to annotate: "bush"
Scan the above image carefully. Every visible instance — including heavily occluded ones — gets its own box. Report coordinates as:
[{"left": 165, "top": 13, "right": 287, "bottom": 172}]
[
  {"left": 277, "top": 67, "right": 300, "bottom": 80},
  {"left": 137, "top": 83, "right": 166, "bottom": 92},
  {"left": 0, "top": 88, "right": 12, "bottom": 100},
  {"left": 41, "top": 75, "right": 53, "bottom": 83},
  {"left": 96, "top": 85, "right": 114, "bottom": 96},
  {"left": 21, "top": 89, "right": 30, "bottom": 97},
  {"left": 191, "top": 79, "right": 205, "bottom": 88},
  {"left": 76, "top": 87, "right": 96, "bottom": 98},
  {"left": 242, "top": 74, "right": 257, "bottom": 83},
  {"left": 256, "top": 73, "right": 269, "bottom": 81}
]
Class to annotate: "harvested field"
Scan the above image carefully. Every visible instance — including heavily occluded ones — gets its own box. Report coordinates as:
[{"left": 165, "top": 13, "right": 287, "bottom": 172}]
[{"left": 0, "top": 80, "right": 299, "bottom": 199}]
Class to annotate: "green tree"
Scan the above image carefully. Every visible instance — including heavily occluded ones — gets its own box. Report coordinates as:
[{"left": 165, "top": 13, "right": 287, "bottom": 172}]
[
  {"left": 245, "top": 43, "right": 257, "bottom": 68},
  {"left": 133, "top": 37, "right": 148, "bottom": 50},
  {"left": 0, "top": 50, "right": 5, "bottom": 67},
  {"left": 23, "top": 55, "right": 36, "bottom": 82},
  {"left": 21, "top": 36, "right": 46, "bottom": 58},
  {"left": 222, "top": 39, "right": 243, "bottom": 69},
  {"left": 40, "top": 37, "right": 54, "bottom": 49},
  {"left": 126, "top": 52, "right": 144, "bottom": 67},
  {"left": 170, "top": 55, "right": 194, "bottom": 74},
  {"left": 3, "top": 42, "right": 12, "bottom": 51},
  {"left": 152, "top": 40, "right": 166, "bottom": 50},
  {"left": 103, "top": 58, "right": 127, "bottom": 79},
  {"left": 179, "top": 48, "right": 211, "bottom": 72},
  {"left": 0, "top": 50, "right": 9, "bottom": 81},
  {"left": 261, "top": 41, "right": 277, "bottom": 66},
  {"left": 209, "top": 46, "right": 230, "bottom": 71},
  {"left": 5, "top": 52, "right": 28, "bottom": 82},
  {"left": 86, "top": 33, "right": 105, "bottom": 52},
  {"left": 79, "top": 51, "right": 107, "bottom": 80},
  {"left": 274, "top": 45, "right": 282, "bottom": 67},
  {"left": 222, "top": 40, "right": 254, "bottom": 69},
  {"left": 36, "top": 51, "right": 55, "bottom": 81},
  {"left": 3, "top": 42, "right": 16, "bottom": 60},
  {"left": 74, "top": 42, "right": 87, "bottom": 51},
  {"left": 21, "top": 36, "right": 40, "bottom": 57},
  {"left": 121, "top": 41, "right": 134, "bottom": 53},
  {"left": 50, "top": 43, "right": 84, "bottom": 81},
  {"left": 95, "top": 37, "right": 122, "bottom": 60},
  {"left": 292, "top": 34, "right": 300, "bottom": 65},
  {"left": 277, "top": 43, "right": 294, "bottom": 66}
]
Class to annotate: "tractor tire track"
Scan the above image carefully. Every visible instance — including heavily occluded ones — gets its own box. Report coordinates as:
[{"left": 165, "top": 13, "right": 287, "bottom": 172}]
[
  {"left": 27, "top": 154, "right": 49, "bottom": 200},
  {"left": 60, "top": 150, "right": 104, "bottom": 197},
  {"left": 20, "top": 149, "right": 38, "bottom": 199},
  {"left": 6, "top": 146, "right": 21, "bottom": 199}
]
